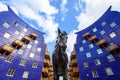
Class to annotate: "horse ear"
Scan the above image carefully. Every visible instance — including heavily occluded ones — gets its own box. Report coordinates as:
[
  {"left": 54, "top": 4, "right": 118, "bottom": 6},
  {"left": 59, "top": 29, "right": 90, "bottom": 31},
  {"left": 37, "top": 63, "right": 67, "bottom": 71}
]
[{"left": 58, "top": 28, "right": 61, "bottom": 34}]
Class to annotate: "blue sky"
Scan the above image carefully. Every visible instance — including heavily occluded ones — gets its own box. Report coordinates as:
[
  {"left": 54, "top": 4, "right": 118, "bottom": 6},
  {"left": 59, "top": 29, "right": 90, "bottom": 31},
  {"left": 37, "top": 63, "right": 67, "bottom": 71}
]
[{"left": 0, "top": 0, "right": 120, "bottom": 60}]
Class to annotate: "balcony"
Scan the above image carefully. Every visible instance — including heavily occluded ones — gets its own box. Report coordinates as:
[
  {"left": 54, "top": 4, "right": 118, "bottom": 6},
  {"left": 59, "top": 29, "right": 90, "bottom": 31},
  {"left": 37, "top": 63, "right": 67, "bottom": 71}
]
[
  {"left": 89, "top": 35, "right": 98, "bottom": 43},
  {"left": 45, "top": 52, "right": 50, "bottom": 60},
  {"left": 106, "top": 44, "right": 120, "bottom": 54},
  {"left": 49, "top": 62, "right": 52, "bottom": 67},
  {"left": 49, "top": 72, "right": 53, "bottom": 76},
  {"left": 96, "top": 39, "right": 107, "bottom": 48},
  {"left": 49, "top": 67, "right": 53, "bottom": 72},
  {"left": 40, "top": 78, "right": 48, "bottom": 80},
  {"left": 73, "top": 77, "right": 80, "bottom": 80},
  {"left": 72, "top": 59, "right": 78, "bottom": 67},
  {"left": 83, "top": 32, "right": 90, "bottom": 39},
  {"left": 22, "top": 36, "right": 31, "bottom": 44},
  {"left": 44, "top": 59, "right": 49, "bottom": 67},
  {"left": 69, "top": 62, "right": 72, "bottom": 67},
  {"left": 0, "top": 44, "right": 14, "bottom": 55},
  {"left": 29, "top": 33, "right": 37, "bottom": 40},
  {"left": 68, "top": 67, "right": 73, "bottom": 72},
  {"left": 12, "top": 39, "right": 24, "bottom": 49},
  {"left": 42, "top": 68, "right": 48, "bottom": 77},
  {"left": 73, "top": 67, "right": 79, "bottom": 77},
  {"left": 71, "top": 52, "right": 76, "bottom": 60}
]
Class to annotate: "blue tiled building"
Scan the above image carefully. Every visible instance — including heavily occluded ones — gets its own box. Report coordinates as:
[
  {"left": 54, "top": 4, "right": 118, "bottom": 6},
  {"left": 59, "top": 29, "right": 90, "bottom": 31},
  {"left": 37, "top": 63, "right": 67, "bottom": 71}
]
[
  {"left": 0, "top": 6, "right": 46, "bottom": 79},
  {"left": 75, "top": 6, "right": 120, "bottom": 80}
]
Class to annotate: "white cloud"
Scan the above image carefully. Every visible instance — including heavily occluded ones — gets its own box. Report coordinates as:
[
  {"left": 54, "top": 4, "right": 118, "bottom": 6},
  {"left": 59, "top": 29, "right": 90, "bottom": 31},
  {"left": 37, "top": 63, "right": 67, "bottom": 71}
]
[
  {"left": 77, "top": 0, "right": 120, "bottom": 31},
  {"left": 67, "top": 0, "right": 120, "bottom": 57},
  {"left": 66, "top": 30, "right": 77, "bottom": 60},
  {"left": 3, "top": 0, "right": 59, "bottom": 43},
  {"left": 74, "top": 0, "right": 85, "bottom": 12},
  {"left": 60, "top": 0, "right": 68, "bottom": 21},
  {"left": 0, "top": 2, "right": 8, "bottom": 12}
]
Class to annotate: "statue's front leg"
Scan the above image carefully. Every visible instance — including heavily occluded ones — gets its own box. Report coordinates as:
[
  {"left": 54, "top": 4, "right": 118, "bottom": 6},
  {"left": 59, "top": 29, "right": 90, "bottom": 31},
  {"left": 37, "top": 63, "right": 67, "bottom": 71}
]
[
  {"left": 53, "top": 63, "right": 58, "bottom": 80},
  {"left": 63, "top": 67, "right": 68, "bottom": 80}
]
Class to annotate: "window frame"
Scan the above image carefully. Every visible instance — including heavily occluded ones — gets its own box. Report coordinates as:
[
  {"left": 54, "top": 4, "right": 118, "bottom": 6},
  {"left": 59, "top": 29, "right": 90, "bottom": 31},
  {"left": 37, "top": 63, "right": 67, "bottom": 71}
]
[
  {"left": 101, "top": 21, "right": 106, "bottom": 26},
  {"left": 94, "top": 59, "right": 101, "bottom": 66},
  {"left": 89, "top": 44, "right": 94, "bottom": 48},
  {"left": 17, "top": 49, "right": 24, "bottom": 55},
  {"left": 91, "top": 70, "right": 99, "bottom": 78},
  {"left": 19, "top": 59, "right": 26, "bottom": 66},
  {"left": 79, "top": 47, "right": 84, "bottom": 52},
  {"left": 6, "top": 68, "right": 15, "bottom": 77},
  {"left": 92, "top": 27, "right": 97, "bottom": 32},
  {"left": 107, "top": 54, "right": 115, "bottom": 62},
  {"left": 32, "top": 61, "right": 38, "bottom": 68},
  {"left": 22, "top": 70, "right": 29, "bottom": 78},
  {"left": 100, "top": 30, "right": 105, "bottom": 35},
  {"left": 29, "top": 52, "right": 35, "bottom": 58},
  {"left": 86, "top": 52, "right": 91, "bottom": 58},
  {"left": 105, "top": 67, "right": 114, "bottom": 76},
  {"left": 3, "top": 22, "right": 10, "bottom": 28},
  {"left": 97, "top": 49, "right": 103, "bottom": 54},
  {"left": 83, "top": 61, "right": 89, "bottom": 68},
  {"left": 14, "top": 30, "right": 20, "bottom": 35},
  {"left": 3, "top": 32, "right": 11, "bottom": 39},
  {"left": 5, "top": 55, "right": 13, "bottom": 63},
  {"left": 109, "top": 32, "right": 116, "bottom": 38},
  {"left": 110, "top": 22, "right": 116, "bottom": 28}
]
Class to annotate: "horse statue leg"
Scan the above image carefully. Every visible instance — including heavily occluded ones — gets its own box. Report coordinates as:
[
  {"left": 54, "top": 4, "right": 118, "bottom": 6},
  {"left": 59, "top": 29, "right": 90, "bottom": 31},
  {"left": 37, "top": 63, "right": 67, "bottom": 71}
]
[
  {"left": 53, "top": 63, "right": 59, "bottom": 80},
  {"left": 63, "top": 67, "right": 68, "bottom": 80}
]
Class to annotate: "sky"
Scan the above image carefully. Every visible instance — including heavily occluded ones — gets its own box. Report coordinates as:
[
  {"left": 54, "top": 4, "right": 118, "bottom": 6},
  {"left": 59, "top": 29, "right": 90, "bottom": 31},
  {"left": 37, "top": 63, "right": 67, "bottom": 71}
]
[{"left": 0, "top": 0, "right": 120, "bottom": 60}]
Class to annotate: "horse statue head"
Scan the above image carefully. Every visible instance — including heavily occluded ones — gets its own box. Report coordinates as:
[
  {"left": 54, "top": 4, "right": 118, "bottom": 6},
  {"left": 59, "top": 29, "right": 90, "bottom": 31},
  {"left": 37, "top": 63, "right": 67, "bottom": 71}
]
[
  {"left": 55, "top": 28, "right": 68, "bottom": 52},
  {"left": 52, "top": 28, "right": 68, "bottom": 80}
]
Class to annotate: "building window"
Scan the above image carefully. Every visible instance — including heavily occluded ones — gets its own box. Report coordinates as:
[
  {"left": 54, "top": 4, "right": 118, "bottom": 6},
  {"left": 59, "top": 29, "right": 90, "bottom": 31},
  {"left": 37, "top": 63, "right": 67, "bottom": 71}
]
[
  {"left": 19, "top": 59, "right": 26, "bottom": 66},
  {"left": 82, "top": 40, "right": 86, "bottom": 44},
  {"left": 101, "top": 21, "right": 106, "bottom": 26},
  {"left": 29, "top": 52, "right": 35, "bottom": 58},
  {"left": 3, "top": 32, "right": 11, "bottom": 39},
  {"left": 92, "top": 27, "right": 97, "bottom": 32},
  {"left": 100, "top": 30, "right": 105, "bottom": 35},
  {"left": 107, "top": 54, "right": 115, "bottom": 62},
  {"left": 6, "top": 68, "right": 15, "bottom": 77},
  {"left": 18, "top": 33, "right": 25, "bottom": 39},
  {"left": 3, "top": 22, "right": 10, "bottom": 28},
  {"left": 109, "top": 32, "right": 116, "bottom": 38},
  {"left": 89, "top": 44, "right": 94, "bottom": 48},
  {"left": 97, "top": 49, "right": 103, "bottom": 54},
  {"left": 32, "top": 61, "right": 38, "bottom": 68},
  {"left": 23, "top": 27, "right": 28, "bottom": 32},
  {"left": 110, "top": 22, "right": 116, "bottom": 28},
  {"left": 79, "top": 47, "right": 84, "bottom": 52},
  {"left": 14, "top": 21, "right": 19, "bottom": 26},
  {"left": 14, "top": 30, "right": 20, "bottom": 35},
  {"left": 105, "top": 67, "right": 114, "bottom": 76},
  {"left": 91, "top": 70, "right": 99, "bottom": 78},
  {"left": 17, "top": 49, "right": 24, "bottom": 55},
  {"left": 34, "top": 40, "right": 38, "bottom": 44},
  {"left": 37, "top": 47, "right": 41, "bottom": 52},
  {"left": 83, "top": 62, "right": 88, "bottom": 68},
  {"left": 86, "top": 52, "right": 91, "bottom": 58},
  {"left": 22, "top": 70, "right": 29, "bottom": 78},
  {"left": 94, "top": 59, "right": 101, "bottom": 65},
  {"left": 27, "top": 44, "right": 32, "bottom": 49},
  {"left": 5, "top": 55, "right": 13, "bottom": 63}
]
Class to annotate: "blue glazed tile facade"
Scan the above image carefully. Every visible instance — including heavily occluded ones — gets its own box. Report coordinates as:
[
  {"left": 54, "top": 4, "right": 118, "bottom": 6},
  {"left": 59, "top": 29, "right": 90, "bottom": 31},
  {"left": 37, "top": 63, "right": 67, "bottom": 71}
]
[
  {"left": 75, "top": 6, "right": 120, "bottom": 80},
  {"left": 0, "top": 6, "right": 46, "bottom": 80}
]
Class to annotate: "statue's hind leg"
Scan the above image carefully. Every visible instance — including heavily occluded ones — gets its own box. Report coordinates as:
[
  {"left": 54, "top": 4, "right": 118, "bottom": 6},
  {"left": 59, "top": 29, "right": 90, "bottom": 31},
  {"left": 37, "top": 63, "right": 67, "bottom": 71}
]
[
  {"left": 53, "top": 63, "right": 58, "bottom": 80},
  {"left": 63, "top": 68, "right": 68, "bottom": 80}
]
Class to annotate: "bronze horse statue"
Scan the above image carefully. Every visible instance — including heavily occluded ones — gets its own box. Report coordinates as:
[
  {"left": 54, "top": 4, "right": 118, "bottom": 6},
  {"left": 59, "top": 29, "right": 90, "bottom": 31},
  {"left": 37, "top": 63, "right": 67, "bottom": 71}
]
[{"left": 52, "top": 29, "right": 68, "bottom": 80}]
